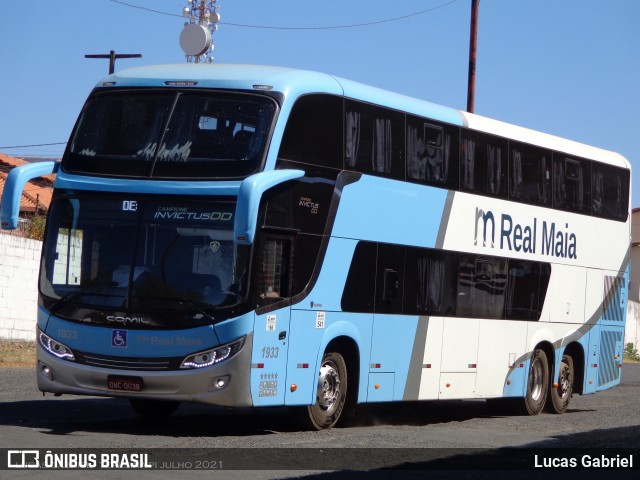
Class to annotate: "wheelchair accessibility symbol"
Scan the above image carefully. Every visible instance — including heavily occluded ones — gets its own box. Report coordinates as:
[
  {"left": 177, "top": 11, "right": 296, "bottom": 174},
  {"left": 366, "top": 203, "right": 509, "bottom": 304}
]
[{"left": 112, "top": 330, "right": 128, "bottom": 348}]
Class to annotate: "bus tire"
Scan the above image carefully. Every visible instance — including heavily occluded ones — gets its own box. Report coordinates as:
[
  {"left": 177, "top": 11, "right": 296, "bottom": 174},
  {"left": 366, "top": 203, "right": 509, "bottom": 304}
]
[
  {"left": 522, "top": 348, "right": 549, "bottom": 415},
  {"left": 306, "top": 351, "right": 348, "bottom": 430},
  {"left": 547, "top": 354, "right": 574, "bottom": 414},
  {"left": 129, "top": 398, "right": 180, "bottom": 418}
]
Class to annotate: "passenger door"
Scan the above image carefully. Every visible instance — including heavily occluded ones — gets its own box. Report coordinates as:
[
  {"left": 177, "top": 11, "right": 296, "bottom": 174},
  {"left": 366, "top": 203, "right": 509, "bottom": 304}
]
[{"left": 250, "top": 235, "right": 293, "bottom": 406}]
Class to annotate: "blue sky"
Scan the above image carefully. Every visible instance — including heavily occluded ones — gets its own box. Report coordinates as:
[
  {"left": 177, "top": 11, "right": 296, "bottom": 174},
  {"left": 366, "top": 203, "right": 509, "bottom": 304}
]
[{"left": 1, "top": 0, "right": 639, "bottom": 204}]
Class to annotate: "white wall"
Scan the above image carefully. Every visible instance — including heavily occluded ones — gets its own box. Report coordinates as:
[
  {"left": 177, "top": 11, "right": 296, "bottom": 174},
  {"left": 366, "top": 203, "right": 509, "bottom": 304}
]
[
  {"left": 0, "top": 232, "right": 41, "bottom": 340},
  {"left": 626, "top": 301, "right": 640, "bottom": 351}
]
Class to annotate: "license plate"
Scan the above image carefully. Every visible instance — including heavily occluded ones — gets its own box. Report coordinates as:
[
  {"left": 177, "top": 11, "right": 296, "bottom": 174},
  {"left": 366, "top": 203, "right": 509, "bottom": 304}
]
[{"left": 107, "top": 375, "right": 144, "bottom": 392}]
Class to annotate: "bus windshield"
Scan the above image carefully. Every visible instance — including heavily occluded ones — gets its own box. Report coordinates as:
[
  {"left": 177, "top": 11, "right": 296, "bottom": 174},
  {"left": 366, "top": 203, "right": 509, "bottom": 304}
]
[
  {"left": 64, "top": 90, "right": 277, "bottom": 178},
  {"left": 40, "top": 194, "right": 249, "bottom": 321}
]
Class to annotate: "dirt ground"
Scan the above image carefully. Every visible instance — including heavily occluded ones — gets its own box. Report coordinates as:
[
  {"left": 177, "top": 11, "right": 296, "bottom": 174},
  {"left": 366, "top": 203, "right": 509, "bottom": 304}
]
[{"left": 0, "top": 339, "right": 36, "bottom": 367}]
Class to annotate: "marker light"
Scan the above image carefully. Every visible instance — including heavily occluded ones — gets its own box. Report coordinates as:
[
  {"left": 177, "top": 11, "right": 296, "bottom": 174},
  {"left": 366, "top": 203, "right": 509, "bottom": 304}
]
[
  {"left": 38, "top": 330, "right": 75, "bottom": 361},
  {"left": 180, "top": 337, "right": 245, "bottom": 369}
]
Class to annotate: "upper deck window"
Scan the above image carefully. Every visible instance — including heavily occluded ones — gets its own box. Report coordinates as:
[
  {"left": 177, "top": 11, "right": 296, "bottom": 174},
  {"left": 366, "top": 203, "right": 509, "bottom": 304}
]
[{"left": 64, "top": 90, "right": 277, "bottom": 179}]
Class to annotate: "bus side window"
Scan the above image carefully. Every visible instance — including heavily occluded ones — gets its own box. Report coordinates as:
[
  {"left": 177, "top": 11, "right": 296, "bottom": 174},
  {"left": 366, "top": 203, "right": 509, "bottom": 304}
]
[
  {"left": 457, "top": 255, "right": 508, "bottom": 319},
  {"left": 375, "top": 244, "right": 405, "bottom": 314},
  {"left": 278, "top": 94, "right": 343, "bottom": 170},
  {"left": 341, "top": 241, "right": 377, "bottom": 313},
  {"left": 510, "top": 143, "right": 552, "bottom": 207},
  {"left": 345, "top": 100, "right": 404, "bottom": 180},
  {"left": 552, "top": 155, "right": 591, "bottom": 214},
  {"left": 257, "top": 236, "right": 293, "bottom": 306},
  {"left": 404, "top": 248, "right": 458, "bottom": 316},
  {"left": 460, "top": 129, "right": 507, "bottom": 198},
  {"left": 591, "top": 162, "right": 630, "bottom": 221},
  {"left": 407, "top": 116, "right": 460, "bottom": 191}
]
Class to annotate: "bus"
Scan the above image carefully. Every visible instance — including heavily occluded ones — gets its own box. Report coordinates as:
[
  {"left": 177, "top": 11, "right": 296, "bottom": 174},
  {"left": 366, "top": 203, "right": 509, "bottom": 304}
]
[{"left": 1, "top": 64, "right": 630, "bottom": 429}]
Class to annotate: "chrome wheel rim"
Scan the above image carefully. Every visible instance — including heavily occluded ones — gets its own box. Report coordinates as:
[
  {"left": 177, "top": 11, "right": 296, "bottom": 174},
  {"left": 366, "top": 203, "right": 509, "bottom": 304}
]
[
  {"left": 558, "top": 363, "right": 571, "bottom": 399},
  {"left": 317, "top": 360, "right": 341, "bottom": 413},
  {"left": 529, "top": 357, "right": 544, "bottom": 401}
]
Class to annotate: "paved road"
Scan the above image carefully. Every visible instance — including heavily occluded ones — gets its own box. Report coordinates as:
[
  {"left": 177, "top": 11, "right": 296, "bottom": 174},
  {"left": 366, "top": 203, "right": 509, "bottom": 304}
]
[{"left": 1, "top": 364, "right": 639, "bottom": 479}]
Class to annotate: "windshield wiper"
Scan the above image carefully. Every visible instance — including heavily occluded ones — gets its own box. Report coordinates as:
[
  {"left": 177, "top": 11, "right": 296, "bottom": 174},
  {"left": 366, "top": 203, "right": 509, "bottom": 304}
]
[
  {"left": 49, "top": 291, "right": 127, "bottom": 314},
  {"left": 175, "top": 297, "right": 216, "bottom": 326},
  {"left": 49, "top": 291, "right": 83, "bottom": 314}
]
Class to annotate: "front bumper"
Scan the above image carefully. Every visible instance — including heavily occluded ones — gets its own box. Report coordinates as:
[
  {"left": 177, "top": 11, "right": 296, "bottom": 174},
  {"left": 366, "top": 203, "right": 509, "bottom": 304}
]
[{"left": 36, "top": 333, "right": 254, "bottom": 407}]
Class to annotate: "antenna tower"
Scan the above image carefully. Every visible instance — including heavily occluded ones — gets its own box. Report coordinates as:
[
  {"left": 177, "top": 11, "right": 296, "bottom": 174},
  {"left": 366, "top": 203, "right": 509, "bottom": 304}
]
[{"left": 180, "top": 0, "right": 221, "bottom": 63}]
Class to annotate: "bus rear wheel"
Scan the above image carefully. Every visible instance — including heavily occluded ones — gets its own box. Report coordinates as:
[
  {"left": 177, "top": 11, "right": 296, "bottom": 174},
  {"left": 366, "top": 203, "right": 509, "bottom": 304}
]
[
  {"left": 306, "top": 351, "right": 348, "bottom": 430},
  {"left": 129, "top": 398, "right": 180, "bottom": 418},
  {"left": 522, "top": 348, "right": 549, "bottom": 415},
  {"left": 547, "top": 354, "right": 574, "bottom": 414}
]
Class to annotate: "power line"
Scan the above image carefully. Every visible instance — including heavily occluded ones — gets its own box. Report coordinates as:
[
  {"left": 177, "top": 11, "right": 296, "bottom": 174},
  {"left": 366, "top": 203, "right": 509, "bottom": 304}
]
[
  {"left": 109, "top": 0, "right": 462, "bottom": 30},
  {"left": 0, "top": 142, "right": 66, "bottom": 149},
  {"left": 110, "top": 0, "right": 181, "bottom": 18}
]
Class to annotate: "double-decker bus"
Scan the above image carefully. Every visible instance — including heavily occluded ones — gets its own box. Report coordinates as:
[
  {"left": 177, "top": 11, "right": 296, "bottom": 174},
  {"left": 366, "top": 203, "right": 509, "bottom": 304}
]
[{"left": 1, "top": 64, "right": 630, "bottom": 429}]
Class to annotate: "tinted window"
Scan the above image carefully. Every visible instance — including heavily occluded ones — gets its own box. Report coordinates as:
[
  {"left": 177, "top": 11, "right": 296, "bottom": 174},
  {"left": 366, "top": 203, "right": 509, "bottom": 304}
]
[
  {"left": 345, "top": 100, "right": 404, "bottom": 179},
  {"left": 510, "top": 142, "right": 551, "bottom": 206},
  {"left": 256, "top": 236, "right": 293, "bottom": 307},
  {"left": 40, "top": 194, "right": 247, "bottom": 325},
  {"left": 505, "top": 260, "right": 550, "bottom": 320},
  {"left": 460, "top": 129, "right": 507, "bottom": 198},
  {"left": 457, "top": 255, "right": 508, "bottom": 319},
  {"left": 279, "top": 94, "right": 343, "bottom": 170},
  {"left": 65, "top": 91, "right": 277, "bottom": 179},
  {"left": 592, "top": 163, "right": 630, "bottom": 221},
  {"left": 407, "top": 116, "right": 459, "bottom": 189},
  {"left": 341, "top": 241, "right": 377, "bottom": 313},
  {"left": 552, "top": 155, "right": 591, "bottom": 214},
  {"left": 343, "top": 243, "right": 551, "bottom": 321},
  {"left": 404, "top": 248, "right": 458, "bottom": 316},
  {"left": 263, "top": 178, "right": 335, "bottom": 235},
  {"left": 375, "top": 244, "right": 405, "bottom": 314}
]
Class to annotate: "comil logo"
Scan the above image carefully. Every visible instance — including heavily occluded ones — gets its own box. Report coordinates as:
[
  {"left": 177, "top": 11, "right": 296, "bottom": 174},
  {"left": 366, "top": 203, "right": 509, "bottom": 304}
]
[{"left": 8, "top": 450, "right": 40, "bottom": 468}]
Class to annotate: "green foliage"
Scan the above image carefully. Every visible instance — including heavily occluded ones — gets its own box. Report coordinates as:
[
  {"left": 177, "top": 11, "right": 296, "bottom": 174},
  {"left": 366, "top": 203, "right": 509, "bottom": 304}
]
[
  {"left": 23, "top": 215, "right": 47, "bottom": 241},
  {"left": 624, "top": 342, "right": 640, "bottom": 363}
]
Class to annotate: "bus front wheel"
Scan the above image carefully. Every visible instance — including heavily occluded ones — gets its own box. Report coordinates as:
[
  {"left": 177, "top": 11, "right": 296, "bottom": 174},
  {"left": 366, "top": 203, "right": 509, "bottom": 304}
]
[
  {"left": 523, "top": 348, "right": 549, "bottom": 415},
  {"left": 547, "top": 354, "right": 574, "bottom": 414},
  {"left": 306, "top": 351, "right": 348, "bottom": 430}
]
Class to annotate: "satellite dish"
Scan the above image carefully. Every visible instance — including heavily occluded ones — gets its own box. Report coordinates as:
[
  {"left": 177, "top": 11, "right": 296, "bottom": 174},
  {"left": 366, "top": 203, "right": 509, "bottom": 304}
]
[{"left": 180, "top": 23, "right": 212, "bottom": 56}]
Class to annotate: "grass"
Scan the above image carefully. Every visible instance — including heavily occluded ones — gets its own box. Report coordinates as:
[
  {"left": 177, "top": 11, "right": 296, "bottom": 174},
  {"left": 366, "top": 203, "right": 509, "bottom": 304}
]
[{"left": 0, "top": 339, "right": 36, "bottom": 367}]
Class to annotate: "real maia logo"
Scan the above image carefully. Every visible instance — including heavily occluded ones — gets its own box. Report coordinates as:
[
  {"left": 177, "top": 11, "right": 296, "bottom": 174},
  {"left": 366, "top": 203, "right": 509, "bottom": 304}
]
[{"left": 474, "top": 208, "right": 577, "bottom": 259}]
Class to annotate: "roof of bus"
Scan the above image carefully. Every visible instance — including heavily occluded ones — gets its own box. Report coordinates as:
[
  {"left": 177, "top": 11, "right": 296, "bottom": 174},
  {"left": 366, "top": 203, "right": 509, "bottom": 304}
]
[{"left": 103, "top": 63, "right": 629, "bottom": 170}]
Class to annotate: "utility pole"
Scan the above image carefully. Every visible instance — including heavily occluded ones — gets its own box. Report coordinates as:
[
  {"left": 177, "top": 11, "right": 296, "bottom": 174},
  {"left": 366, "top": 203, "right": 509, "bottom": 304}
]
[
  {"left": 85, "top": 50, "right": 142, "bottom": 75},
  {"left": 467, "top": 0, "right": 479, "bottom": 113}
]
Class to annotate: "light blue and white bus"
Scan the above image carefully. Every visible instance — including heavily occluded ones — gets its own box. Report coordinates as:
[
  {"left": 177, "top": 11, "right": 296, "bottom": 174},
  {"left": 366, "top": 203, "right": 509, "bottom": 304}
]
[{"left": 1, "top": 64, "right": 631, "bottom": 429}]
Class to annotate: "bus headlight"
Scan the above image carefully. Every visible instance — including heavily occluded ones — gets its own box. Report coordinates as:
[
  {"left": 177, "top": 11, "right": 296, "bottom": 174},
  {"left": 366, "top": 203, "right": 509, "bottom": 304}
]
[
  {"left": 180, "top": 337, "right": 245, "bottom": 369},
  {"left": 38, "top": 330, "right": 75, "bottom": 361}
]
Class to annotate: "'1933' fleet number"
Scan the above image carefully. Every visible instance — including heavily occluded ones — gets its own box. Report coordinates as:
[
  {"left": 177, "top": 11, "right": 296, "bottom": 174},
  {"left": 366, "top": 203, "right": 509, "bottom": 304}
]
[{"left": 261, "top": 346, "right": 279, "bottom": 359}]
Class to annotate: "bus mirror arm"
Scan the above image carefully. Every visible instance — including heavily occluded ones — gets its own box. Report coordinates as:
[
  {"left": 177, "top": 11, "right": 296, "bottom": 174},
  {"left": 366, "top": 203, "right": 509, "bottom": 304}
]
[
  {"left": 233, "top": 169, "right": 305, "bottom": 245},
  {"left": 0, "top": 161, "right": 59, "bottom": 229}
]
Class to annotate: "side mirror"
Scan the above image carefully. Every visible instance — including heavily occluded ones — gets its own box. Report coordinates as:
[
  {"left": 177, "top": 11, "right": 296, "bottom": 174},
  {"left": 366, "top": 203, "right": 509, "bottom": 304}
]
[{"left": 1, "top": 161, "right": 58, "bottom": 229}]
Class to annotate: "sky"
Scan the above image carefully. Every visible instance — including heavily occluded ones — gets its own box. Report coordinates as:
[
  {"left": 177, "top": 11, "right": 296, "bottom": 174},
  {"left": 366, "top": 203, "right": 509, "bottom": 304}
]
[{"left": 1, "top": 0, "right": 639, "bottom": 204}]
